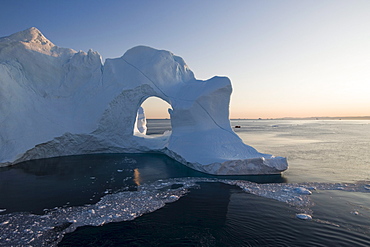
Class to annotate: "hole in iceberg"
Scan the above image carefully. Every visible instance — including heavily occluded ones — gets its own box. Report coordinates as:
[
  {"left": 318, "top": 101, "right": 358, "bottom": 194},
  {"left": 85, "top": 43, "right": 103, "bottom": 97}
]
[{"left": 134, "top": 97, "right": 172, "bottom": 136}]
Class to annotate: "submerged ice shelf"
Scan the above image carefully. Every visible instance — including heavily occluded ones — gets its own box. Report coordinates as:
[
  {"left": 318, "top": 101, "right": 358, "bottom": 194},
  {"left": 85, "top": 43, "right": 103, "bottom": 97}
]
[
  {"left": 0, "top": 27, "right": 287, "bottom": 175},
  {"left": 1, "top": 177, "right": 370, "bottom": 246}
]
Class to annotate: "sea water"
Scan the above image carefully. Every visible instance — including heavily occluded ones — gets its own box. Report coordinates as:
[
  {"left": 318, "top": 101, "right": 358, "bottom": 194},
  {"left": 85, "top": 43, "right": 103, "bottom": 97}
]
[
  {"left": 0, "top": 120, "right": 369, "bottom": 246},
  {"left": 232, "top": 119, "right": 370, "bottom": 183}
]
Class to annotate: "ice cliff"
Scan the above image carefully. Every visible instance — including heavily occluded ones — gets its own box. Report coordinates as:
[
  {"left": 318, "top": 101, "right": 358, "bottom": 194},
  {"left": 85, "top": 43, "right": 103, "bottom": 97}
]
[{"left": 0, "top": 27, "right": 288, "bottom": 175}]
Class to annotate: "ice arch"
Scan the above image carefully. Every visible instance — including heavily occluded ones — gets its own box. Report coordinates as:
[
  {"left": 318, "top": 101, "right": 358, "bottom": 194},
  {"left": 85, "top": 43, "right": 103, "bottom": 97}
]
[
  {"left": 0, "top": 27, "right": 288, "bottom": 175},
  {"left": 91, "top": 46, "right": 288, "bottom": 175}
]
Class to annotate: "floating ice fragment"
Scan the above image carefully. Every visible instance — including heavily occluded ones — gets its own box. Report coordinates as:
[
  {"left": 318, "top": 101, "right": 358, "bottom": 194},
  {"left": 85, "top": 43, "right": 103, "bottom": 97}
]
[
  {"left": 90, "top": 177, "right": 96, "bottom": 180},
  {"left": 294, "top": 187, "right": 312, "bottom": 195},
  {"left": 296, "top": 213, "right": 312, "bottom": 220},
  {"left": 0, "top": 209, "right": 6, "bottom": 213},
  {"left": 1, "top": 220, "right": 9, "bottom": 225},
  {"left": 117, "top": 169, "right": 123, "bottom": 172},
  {"left": 169, "top": 195, "right": 179, "bottom": 200}
]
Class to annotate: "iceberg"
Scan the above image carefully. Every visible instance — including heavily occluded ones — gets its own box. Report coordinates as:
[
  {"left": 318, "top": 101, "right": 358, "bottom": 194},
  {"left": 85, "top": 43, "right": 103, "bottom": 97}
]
[{"left": 0, "top": 27, "right": 288, "bottom": 175}]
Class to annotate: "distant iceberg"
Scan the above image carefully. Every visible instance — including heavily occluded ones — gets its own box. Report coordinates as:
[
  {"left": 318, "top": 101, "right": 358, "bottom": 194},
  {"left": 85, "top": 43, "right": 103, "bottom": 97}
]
[{"left": 0, "top": 27, "right": 288, "bottom": 175}]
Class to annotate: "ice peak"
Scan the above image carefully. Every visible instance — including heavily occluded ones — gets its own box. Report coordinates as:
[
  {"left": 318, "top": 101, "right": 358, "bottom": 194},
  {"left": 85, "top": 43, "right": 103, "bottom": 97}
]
[
  {"left": 0, "top": 27, "right": 79, "bottom": 59},
  {"left": 4, "top": 27, "right": 54, "bottom": 46}
]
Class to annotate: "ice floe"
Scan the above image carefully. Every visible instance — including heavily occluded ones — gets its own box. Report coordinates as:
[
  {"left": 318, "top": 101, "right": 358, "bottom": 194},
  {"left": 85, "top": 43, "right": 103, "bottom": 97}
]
[
  {"left": 296, "top": 213, "right": 312, "bottom": 220},
  {"left": 1, "top": 178, "right": 370, "bottom": 246}
]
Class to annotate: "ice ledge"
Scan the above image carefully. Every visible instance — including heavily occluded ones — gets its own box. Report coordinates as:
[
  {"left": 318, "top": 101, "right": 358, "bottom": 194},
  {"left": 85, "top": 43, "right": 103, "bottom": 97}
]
[
  {"left": 2, "top": 132, "right": 288, "bottom": 176},
  {"left": 163, "top": 148, "right": 288, "bottom": 175}
]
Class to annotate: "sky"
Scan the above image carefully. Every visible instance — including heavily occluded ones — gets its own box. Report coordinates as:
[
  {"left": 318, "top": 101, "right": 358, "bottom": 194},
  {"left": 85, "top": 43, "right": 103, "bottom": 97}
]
[{"left": 1, "top": 0, "right": 369, "bottom": 119}]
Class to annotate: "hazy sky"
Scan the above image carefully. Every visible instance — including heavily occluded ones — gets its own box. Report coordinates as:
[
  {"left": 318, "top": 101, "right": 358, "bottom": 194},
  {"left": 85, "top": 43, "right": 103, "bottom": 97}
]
[{"left": 1, "top": 0, "right": 369, "bottom": 118}]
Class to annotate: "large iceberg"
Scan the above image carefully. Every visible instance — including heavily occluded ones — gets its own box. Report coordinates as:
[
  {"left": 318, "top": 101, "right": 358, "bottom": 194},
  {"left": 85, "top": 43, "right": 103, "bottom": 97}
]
[{"left": 0, "top": 27, "right": 288, "bottom": 175}]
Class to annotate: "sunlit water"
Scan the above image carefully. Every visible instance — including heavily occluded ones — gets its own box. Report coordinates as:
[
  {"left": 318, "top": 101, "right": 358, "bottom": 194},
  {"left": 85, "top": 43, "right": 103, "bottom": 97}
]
[
  {"left": 0, "top": 120, "right": 370, "bottom": 246},
  {"left": 232, "top": 119, "right": 370, "bottom": 183}
]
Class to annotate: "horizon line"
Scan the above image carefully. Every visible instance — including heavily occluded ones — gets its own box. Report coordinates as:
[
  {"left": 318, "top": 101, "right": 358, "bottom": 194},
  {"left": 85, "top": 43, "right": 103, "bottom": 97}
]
[{"left": 145, "top": 116, "right": 370, "bottom": 120}]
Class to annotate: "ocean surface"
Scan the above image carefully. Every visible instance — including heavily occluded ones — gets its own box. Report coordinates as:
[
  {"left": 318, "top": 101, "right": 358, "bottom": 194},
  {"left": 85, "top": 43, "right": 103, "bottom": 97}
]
[{"left": 1, "top": 120, "right": 370, "bottom": 246}]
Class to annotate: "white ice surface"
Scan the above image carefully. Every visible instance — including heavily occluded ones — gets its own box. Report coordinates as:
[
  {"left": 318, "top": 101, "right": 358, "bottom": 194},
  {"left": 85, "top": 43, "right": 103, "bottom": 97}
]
[{"left": 0, "top": 27, "right": 288, "bottom": 175}]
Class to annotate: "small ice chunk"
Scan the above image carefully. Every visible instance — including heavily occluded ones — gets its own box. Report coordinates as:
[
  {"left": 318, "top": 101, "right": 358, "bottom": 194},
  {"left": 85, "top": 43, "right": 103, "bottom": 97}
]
[
  {"left": 296, "top": 213, "right": 312, "bottom": 220},
  {"left": 90, "top": 177, "right": 96, "bottom": 180},
  {"left": 0, "top": 220, "right": 9, "bottom": 225},
  {"left": 0, "top": 209, "right": 6, "bottom": 213},
  {"left": 117, "top": 169, "right": 123, "bottom": 172},
  {"left": 294, "top": 187, "right": 312, "bottom": 195}
]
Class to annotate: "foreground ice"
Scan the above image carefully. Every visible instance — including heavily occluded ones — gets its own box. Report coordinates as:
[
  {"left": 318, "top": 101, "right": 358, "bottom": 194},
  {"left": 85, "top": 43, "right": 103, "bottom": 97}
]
[
  {"left": 0, "top": 27, "right": 287, "bottom": 175},
  {"left": 1, "top": 177, "right": 370, "bottom": 246},
  {"left": 296, "top": 213, "right": 313, "bottom": 220}
]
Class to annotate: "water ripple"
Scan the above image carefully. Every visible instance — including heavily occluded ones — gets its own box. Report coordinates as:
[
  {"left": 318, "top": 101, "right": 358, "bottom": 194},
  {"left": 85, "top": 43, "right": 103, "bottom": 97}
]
[{"left": 1, "top": 178, "right": 370, "bottom": 246}]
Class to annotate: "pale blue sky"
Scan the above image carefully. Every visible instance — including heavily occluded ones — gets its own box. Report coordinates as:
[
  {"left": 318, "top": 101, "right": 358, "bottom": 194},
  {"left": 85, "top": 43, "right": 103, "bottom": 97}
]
[{"left": 1, "top": 0, "right": 369, "bottom": 118}]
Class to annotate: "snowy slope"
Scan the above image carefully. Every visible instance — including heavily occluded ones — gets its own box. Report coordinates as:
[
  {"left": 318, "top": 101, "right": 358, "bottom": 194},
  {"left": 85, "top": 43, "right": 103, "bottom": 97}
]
[{"left": 0, "top": 28, "right": 288, "bottom": 174}]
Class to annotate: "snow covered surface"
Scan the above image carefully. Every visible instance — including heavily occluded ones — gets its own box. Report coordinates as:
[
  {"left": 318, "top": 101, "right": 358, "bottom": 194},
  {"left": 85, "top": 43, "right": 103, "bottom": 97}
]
[{"left": 0, "top": 27, "right": 288, "bottom": 175}]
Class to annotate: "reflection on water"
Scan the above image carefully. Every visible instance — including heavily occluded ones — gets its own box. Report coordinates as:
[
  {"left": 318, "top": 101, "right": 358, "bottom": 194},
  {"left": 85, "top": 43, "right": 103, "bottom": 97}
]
[
  {"left": 0, "top": 153, "right": 286, "bottom": 215},
  {"left": 133, "top": 168, "right": 141, "bottom": 186}
]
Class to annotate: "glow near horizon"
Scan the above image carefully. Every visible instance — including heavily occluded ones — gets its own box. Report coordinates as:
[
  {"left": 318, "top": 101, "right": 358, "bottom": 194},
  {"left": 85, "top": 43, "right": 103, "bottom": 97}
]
[{"left": 1, "top": 0, "right": 369, "bottom": 119}]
